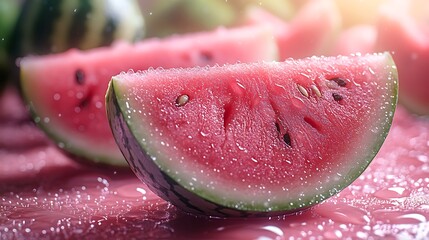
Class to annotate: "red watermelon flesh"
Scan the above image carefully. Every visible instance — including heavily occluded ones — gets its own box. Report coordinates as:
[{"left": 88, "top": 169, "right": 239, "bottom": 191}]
[
  {"left": 106, "top": 53, "right": 398, "bottom": 216},
  {"left": 244, "top": 0, "right": 341, "bottom": 60},
  {"left": 375, "top": 2, "right": 429, "bottom": 115},
  {"left": 19, "top": 25, "right": 279, "bottom": 167}
]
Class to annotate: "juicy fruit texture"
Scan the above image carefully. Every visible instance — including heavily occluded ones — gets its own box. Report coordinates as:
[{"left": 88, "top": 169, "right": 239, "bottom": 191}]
[
  {"left": 375, "top": 1, "right": 429, "bottom": 115},
  {"left": 9, "top": 0, "right": 144, "bottom": 58},
  {"left": 107, "top": 53, "right": 398, "bottom": 217},
  {"left": 20, "top": 25, "right": 278, "bottom": 167}
]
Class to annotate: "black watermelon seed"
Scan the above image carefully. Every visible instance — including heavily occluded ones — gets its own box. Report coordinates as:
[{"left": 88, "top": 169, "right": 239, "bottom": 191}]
[
  {"left": 199, "top": 51, "right": 213, "bottom": 62},
  {"left": 283, "top": 133, "right": 292, "bottom": 147},
  {"left": 75, "top": 69, "right": 85, "bottom": 85},
  {"left": 332, "top": 93, "right": 343, "bottom": 102},
  {"left": 330, "top": 77, "right": 347, "bottom": 87},
  {"left": 78, "top": 88, "right": 95, "bottom": 109},
  {"left": 78, "top": 95, "right": 91, "bottom": 108},
  {"left": 275, "top": 122, "right": 281, "bottom": 133}
]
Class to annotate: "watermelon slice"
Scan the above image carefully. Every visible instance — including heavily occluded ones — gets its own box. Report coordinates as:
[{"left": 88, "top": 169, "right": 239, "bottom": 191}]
[
  {"left": 375, "top": 1, "right": 429, "bottom": 115},
  {"left": 333, "top": 0, "right": 388, "bottom": 27},
  {"left": 244, "top": 0, "right": 341, "bottom": 59},
  {"left": 106, "top": 53, "right": 398, "bottom": 217},
  {"left": 20, "top": 25, "right": 278, "bottom": 167},
  {"left": 332, "top": 25, "right": 377, "bottom": 56}
]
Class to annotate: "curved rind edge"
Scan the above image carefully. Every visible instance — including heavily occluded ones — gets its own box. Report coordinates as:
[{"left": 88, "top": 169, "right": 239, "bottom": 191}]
[
  {"left": 106, "top": 79, "right": 263, "bottom": 217},
  {"left": 20, "top": 66, "right": 127, "bottom": 167}
]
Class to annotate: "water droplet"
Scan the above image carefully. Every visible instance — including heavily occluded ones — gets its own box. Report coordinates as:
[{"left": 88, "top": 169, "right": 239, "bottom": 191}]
[
  {"left": 236, "top": 142, "right": 247, "bottom": 152},
  {"left": 373, "top": 210, "right": 428, "bottom": 224},
  {"left": 373, "top": 187, "right": 410, "bottom": 200},
  {"left": 213, "top": 224, "right": 285, "bottom": 239},
  {"left": 76, "top": 92, "right": 84, "bottom": 99},
  {"left": 323, "top": 230, "right": 343, "bottom": 239},
  {"left": 200, "top": 131, "right": 209, "bottom": 137},
  {"left": 95, "top": 101, "right": 103, "bottom": 109},
  {"left": 315, "top": 202, "right": 369, "bottom": 225},
  {"left": 230, "top": 80, "right": 246, "bottom": 96},
  {"left": 53, "top": 94, "right": 61, "bottom": 101}
]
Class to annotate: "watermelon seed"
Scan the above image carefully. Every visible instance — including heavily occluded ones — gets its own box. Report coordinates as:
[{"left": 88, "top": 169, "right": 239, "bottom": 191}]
[
  {"left": 199, "top": 51, "right": 213, "bottom": 62},
  {"left": 275, "top": 122, "right": 281, "bottom": 133},
  {"left": 297, "top": 84, "right": 309, "bottom": 97},
  {"left": 75, "top": 69, "right": 85, "bottom": 85},
  {"left": 283, "top": 133, "right": 292, "bottom": 147},
  {"left": 176, "top": 94, "right": 189, "bottom": 107},
  {"left": 332, "top": 93, "right": 343, "bottom": 102},
  {"left": 329, "top": 77, "right": 347, "bottom": 87},
  {"left": 78, "top": 90, "right": 95, "bottom": 108},
  {"left": 311, "top": 85, "right": 322, "bottom": 97},
  {"left": 223, "top": 103, "right": 234, "bottom": 130}
]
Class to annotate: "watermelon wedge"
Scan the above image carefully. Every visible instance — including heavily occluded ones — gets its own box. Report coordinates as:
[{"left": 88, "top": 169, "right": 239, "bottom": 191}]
[
  {"left": 375, "top": 1, "right": 429, "bottom": 115},
  {"left": 106, "top": 53, "right": 398, "bottom": 217},
  {"left": 332, "top": 25, "right": 377, "bottom": 55},
  {"left": 20, "top": 25, "right": 278, "bottom": 167},
  {"left": 244, "top": 0, "right": 341, "bottom": 59}
]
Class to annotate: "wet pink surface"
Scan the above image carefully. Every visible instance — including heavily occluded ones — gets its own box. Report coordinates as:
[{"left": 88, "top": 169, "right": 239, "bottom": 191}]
[{"left": 1, "top": 86, "right": 429, "bottom": 239}]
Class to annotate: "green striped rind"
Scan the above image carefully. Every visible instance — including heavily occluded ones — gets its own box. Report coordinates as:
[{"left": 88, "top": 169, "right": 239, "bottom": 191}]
[
  {"left": 9, "top": 0, "right": 144, "bottom": 57},
  {"left": 0, "top": 0, "right": 20, "bottom": 86}
]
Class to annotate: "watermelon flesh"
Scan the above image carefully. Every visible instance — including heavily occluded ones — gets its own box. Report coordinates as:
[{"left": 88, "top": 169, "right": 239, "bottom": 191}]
[
  {"left": 107, "top": 53, "right": 398, "bottom": 216},
  {"left": 19, "top": 25, "right": 278, "bottom": 167}
]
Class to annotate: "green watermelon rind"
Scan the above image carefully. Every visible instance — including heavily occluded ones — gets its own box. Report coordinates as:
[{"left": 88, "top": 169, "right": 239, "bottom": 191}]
[
  {"left": 108, "top": 53, "right": 398, "bottom": 215},
  {"left": 9, "top": 0, "right": 145, "bottom": 58}
]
